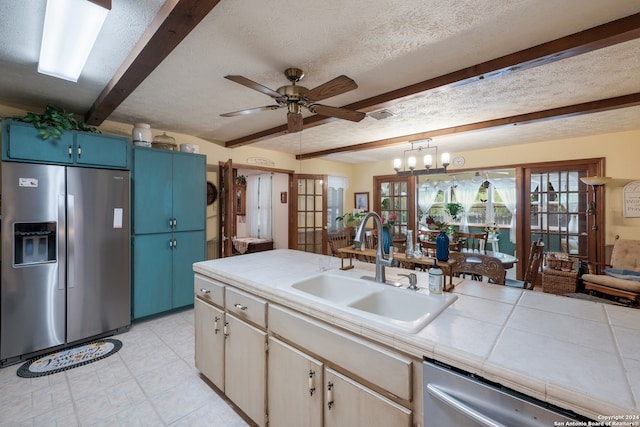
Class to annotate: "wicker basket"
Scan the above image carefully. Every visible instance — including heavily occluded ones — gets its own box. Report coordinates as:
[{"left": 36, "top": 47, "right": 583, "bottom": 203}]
[{"left": 542, "top": 268, "right": 578, "bottom": 295}]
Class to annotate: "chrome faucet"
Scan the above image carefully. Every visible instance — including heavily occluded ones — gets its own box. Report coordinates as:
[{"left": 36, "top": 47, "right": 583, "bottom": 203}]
[
  {"left": 353, "top": 211, "right": 393, "bottom": 284},
  {"left": 398, "top": 273, "right": 419, "bottom": 290}
]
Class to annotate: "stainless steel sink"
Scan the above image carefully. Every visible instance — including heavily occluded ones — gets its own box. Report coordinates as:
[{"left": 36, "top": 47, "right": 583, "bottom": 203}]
[{"left": 287, "top": 273, "right": 456, "bottom": 332}]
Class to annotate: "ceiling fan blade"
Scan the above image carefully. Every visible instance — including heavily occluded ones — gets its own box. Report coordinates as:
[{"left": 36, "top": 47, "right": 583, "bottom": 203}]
[
  {"left": 309, "top": 104, "right": 366, "bottom": 122},
  {"left": 224, "top": 75, "right": 282, "bottom": 99},
  {"left": 287, "top": 112, "right": 303, "bottom": 133},
  {"left": 220, "top": 105, "right": 282, "bottom": 117},
  {"left": 304, "top": 75, "right": 358, "bottom": 101}
]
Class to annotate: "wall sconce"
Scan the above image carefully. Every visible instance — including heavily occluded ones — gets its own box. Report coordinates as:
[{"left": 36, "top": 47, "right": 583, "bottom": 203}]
[
  {"left": 38, "top": 0, "right": 112, "bottom": 82},
  {"left": 580, "top": 176, "right": 611, "bottom": 230},
  {"left": 393, "top": 138, "right": 450, "bottom": 176}
]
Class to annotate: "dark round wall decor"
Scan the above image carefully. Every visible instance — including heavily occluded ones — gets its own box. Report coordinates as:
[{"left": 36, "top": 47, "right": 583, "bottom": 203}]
[{"left": 207, "top": 181, "right": 218, "bottom": 205}]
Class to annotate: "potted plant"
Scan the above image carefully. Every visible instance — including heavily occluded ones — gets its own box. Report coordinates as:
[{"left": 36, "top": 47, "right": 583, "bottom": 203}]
[
  {"left": 335, "top": 211, "right": 366, "bottom": 228},
  {"left": 235, "top": 175, "right": 247, "bottom": 186},
  {"left": 445, "top": 202, "right": 464, "bottom": 221},
  {"left": 7, "top": 104, "right": 100, "bottom": 141}
]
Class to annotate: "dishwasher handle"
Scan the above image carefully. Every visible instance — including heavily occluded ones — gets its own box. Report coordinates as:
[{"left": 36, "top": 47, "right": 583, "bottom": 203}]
[{"left": 426, "top": 383, "right": 507, "bottom": 427}]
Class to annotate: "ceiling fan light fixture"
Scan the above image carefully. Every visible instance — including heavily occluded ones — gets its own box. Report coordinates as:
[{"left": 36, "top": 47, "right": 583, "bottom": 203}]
[
  {"left": 288, "top": 103, "right": 302, "bottom": 114},
  {"left": 220, "top": 68, "right": 363, "bottom": 133}
]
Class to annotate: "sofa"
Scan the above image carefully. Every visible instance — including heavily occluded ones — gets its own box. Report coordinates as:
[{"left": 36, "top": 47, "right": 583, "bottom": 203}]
[{"left": 582, "top": 236, "right": 640, "bottom": 307}]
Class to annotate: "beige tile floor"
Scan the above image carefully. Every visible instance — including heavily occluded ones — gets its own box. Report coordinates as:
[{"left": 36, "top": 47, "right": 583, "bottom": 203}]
[{"left": 0, "top": 308, "right": 249, "bottom": 427}]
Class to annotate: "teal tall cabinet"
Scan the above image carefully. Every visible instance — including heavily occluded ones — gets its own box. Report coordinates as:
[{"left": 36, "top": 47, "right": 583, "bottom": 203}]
[{"left": 132, "top": 147, "right": 206, "bottom": 319}]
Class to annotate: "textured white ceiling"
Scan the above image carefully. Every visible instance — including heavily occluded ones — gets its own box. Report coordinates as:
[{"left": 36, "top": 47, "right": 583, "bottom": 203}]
[{"left": 0, "top": 0, "right": 638, "bottom": 163}]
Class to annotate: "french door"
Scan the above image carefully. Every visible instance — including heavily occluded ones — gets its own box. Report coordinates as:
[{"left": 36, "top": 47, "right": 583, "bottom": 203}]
[
  {"left": 522, "top": 159, "right": 605, "bottom": 270},
  {"left": 219, "top": 159, "right": 234, "bottom": 257},
  {"left": 373, "top": 175, "right": 415, "bottom": 237},
  {"left": 292, "top": 174, "right": 327, "bottom": 254}
]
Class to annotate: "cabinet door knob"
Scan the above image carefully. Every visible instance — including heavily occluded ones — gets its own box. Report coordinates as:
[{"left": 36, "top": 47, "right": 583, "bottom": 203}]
[
  {"left": 234, "top": 303, "right": 248, "bottom": 311},
  {"left": 214, "top": 316, "right": 220, "bottom": 334},
  {"left": 77, "top": 145, "right": 82, "bottom": 158},
  {"left": 223, "top": 321, "right": 229, "bottom": 338},
  {"left": 200, "top": 288, "right": 210, "bottom": 294},
  {"left": 68, "top": 145, "right": 73, "bottom": 157}
]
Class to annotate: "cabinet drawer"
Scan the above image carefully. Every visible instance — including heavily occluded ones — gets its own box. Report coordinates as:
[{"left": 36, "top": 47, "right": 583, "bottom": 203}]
[
  {"left": 269, "top": 305, "right": 412, "bottom": 402},
  {"left": 194, "top": 274, "right": 225, "bottom": 307},
  {"left": 226, "top": 287, "right": 267, "bottom": 329}
]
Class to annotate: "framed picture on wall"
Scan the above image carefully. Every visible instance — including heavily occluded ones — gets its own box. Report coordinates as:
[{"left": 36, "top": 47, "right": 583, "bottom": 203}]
[{"left": 354, "top": 192, "right": 369, "bottom": 211}]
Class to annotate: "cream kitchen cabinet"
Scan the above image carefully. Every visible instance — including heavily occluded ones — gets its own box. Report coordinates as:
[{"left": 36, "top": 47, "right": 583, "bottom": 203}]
[
  {"left": 325, "top": 368, "right": 412, "bottom": 427},
  {"left": 194, "top": 275, "right": 267, "bottom": 427},
  {"left": 268, "top": 336, "right": 412, "bottom": 427},
  {"left": 268, "top": 337, "right": 323, "bottom": 427},
  {"left": 194, "top": 298, "right": 224, "bottom": 390},
  {"left": 224, "top": 313, "right": 267, "bottom": 427},
  {"left": 194, "top": 275, "right": 225, "bottom": 390},
  {"left": 194, "top": 273, "right": 416, "bottom": 427}
]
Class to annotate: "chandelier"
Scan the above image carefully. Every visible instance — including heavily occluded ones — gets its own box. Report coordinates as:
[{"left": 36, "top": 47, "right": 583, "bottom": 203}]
[{"left": 393, "top": 138, "right": 450, "bottom": 176}]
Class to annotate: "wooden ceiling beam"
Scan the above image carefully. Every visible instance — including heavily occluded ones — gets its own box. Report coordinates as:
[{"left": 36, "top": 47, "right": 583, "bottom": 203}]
[
  {"left": 296, "top": 93, "right": 640, "bottom": 159},
  {"left": 226, "top": 12, "right": 640, "bottom": 148},
  {"left": 85, "top": 0, "right": 221, "bottom": 126}
]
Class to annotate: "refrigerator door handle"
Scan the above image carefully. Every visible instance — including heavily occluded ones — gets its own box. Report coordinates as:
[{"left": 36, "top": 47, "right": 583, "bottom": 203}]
[
  {"left": 67, "top": 194, "right": 76, "bottom": 289},
  {"left": 58, "top": 194, "right": 66, "bottom": 291}
]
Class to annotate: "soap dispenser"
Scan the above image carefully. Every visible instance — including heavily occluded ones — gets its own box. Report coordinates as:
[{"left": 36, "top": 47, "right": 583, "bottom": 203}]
[{"left": 429, "top": 265, "right": 444, "bottom": 294}]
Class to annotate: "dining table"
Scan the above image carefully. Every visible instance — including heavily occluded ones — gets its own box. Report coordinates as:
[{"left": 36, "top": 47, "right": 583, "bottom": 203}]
[
  {"left": 459, "top": 249, "right": 519, "bottom": 269},
  {"left": 335, "top": 246, "right": 519, "bottom": 292}
]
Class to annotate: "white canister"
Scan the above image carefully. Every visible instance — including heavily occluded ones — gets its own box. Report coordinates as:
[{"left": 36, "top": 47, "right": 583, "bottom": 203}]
[
  {"left": 180, "top": 143, "right": 194, "bottom": 153},
  {"left": 132, "top": 123, "right": 152, "bottom": 146},
  {"left": 428, "top": 265, "right": 444, "bottom": 294}
]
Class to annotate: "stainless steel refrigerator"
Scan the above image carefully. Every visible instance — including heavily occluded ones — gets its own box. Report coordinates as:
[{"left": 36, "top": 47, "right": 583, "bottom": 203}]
[{"left": 1, "top": 162, "right": 130, "bottom": 366}]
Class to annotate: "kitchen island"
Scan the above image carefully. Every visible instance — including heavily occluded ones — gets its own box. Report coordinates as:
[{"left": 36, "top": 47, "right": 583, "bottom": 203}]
[{"left": 193, "top": 249, "right": 640, "bottom": 425}]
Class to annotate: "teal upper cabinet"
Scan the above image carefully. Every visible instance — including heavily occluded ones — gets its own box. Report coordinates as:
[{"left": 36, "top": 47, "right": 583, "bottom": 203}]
[
  {"left": 132, "top": 147, "right": 206, "bottom": 235},
  {"left": 3, "top": 120, "right": 75, "bottom": 164},
  {"left": 2, "top": 120, "right": 129, "bottom": 169},
  {"left": 75, "top": 133, "right": 129, "bottom": 168}
]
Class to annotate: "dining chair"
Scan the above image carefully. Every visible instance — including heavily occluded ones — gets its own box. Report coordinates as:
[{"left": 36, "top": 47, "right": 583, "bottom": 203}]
[
  {"left": 327, "top": 229, "right": 352, "bottom": 257},
  {"left": 505, "top": 238, "right": 545, "bottom": 290},
  {"left": 453, "top": 231, "right": 489, "bottom": 252},
  {"left": 449, "top": 251, "right": 506, "bottom": 285},
  {"left": 361, "top": 230, "right": 377, "bottom": 262}
]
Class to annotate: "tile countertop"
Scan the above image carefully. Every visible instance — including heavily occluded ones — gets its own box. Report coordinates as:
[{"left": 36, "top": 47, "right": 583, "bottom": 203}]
[{"left": 193, "top": 249, "right": 640, "bottom": 421}]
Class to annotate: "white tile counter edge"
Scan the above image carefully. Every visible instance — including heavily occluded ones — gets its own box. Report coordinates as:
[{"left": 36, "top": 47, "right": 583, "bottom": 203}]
[{"left": 193, "top": 249, "right": 640, "bottom": 420}]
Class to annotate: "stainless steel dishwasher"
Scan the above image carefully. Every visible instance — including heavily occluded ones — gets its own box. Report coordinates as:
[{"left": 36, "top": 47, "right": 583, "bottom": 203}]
[{"left": 423, "top": 359, "right": 590, "bottom": 426}]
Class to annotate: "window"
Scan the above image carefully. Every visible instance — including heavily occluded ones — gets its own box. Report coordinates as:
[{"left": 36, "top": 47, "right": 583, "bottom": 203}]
[
  {"left": 327, "top": 176, "right": 347, "bottom": 231},
  {"left": 417, "top": 171, "right": 514, "bottom": 230}
]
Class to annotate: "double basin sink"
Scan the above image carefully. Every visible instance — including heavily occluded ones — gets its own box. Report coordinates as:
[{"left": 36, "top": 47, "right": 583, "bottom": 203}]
[{"left": 284, "top": 273, "right": 457, "bottom": 333}]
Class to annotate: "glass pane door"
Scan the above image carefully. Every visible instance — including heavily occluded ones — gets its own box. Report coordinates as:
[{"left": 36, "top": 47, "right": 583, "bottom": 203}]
[
  {"left": 295, "top": 175, "right": 327, "bottom": 254},
  {"left": 527, "top": 168, "right": 589, "bottom": 258},
  {"left": 373, "top": 175, "right": 414, "bottom": 245}
]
